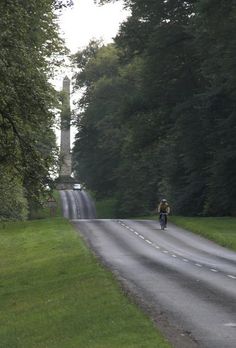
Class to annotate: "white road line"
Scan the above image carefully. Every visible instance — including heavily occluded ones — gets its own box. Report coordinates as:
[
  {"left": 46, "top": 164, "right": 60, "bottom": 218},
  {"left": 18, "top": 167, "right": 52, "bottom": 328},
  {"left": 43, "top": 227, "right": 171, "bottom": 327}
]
[
  {"left": 117, "top": 222, "right": 233, "bottom": 281},
  {"left": 145, "top": 240, "right": 152, "bottom": 244},
  {"left": 227, "top": 275, "right": 236, "bottom": 279},
  {"left": 224, "top": 323, "right": 236, "bottom": 327},
  {"left": 195, "top": 263, "right": 202, "bottom": 267},
  {"left": 172, "top": 251, "right": 183, "bottom": 256},
  {"left": 117, "top": 221, "right": 236, "bottom": 282}
]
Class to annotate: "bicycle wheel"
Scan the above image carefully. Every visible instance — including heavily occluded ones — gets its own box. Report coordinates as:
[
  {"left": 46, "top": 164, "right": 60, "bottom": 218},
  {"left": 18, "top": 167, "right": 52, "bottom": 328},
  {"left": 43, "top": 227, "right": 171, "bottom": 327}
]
[{"left": 160, "top": 214, "right": 165, "bottom": 230}]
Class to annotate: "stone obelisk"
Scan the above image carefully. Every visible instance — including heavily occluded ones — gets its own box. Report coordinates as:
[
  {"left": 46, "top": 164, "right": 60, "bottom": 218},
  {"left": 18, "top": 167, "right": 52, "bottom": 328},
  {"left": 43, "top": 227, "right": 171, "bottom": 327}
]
[{"left": 57, "top": 76, "right": 74, "bottom": 189}]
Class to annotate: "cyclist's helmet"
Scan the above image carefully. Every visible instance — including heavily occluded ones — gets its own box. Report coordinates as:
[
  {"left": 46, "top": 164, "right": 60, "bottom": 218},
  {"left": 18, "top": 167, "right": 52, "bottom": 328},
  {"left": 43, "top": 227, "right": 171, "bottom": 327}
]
[{"left": 161, "top": 199, "right": 167, "bottom": 203}]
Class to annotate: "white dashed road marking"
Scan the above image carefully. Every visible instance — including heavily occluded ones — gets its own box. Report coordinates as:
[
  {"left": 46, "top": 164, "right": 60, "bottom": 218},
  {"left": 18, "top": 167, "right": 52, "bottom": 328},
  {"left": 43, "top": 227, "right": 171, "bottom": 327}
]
[
  {"left": 195, "top": 264, "right": 202, "bottom": 267},
  {"left": 227, "top": 275, "right": 236, "bottom": 279},
  {"left": 117, "top": 220, "right": 236, "bottom": 281},
  {"left": 145, "top": 240, "right": 152, "bottom": 244}
]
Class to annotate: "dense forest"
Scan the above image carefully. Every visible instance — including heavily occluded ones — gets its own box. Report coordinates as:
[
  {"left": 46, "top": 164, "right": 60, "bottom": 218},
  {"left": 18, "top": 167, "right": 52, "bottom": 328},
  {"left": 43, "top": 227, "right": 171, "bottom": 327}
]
[
  {"left": 72, "top": 0, "right": 236, "bottom": 217},
  {"left": 0, "top": 0, "right": 72, "bottom": 220}
]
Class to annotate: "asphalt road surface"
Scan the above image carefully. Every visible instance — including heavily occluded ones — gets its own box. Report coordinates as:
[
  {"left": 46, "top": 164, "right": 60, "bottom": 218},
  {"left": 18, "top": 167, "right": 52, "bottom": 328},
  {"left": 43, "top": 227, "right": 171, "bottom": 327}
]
[
  {"left": 60, "top": 190, "right": 236, "bottom": 348},
  {"left": 59, "top": 189, "right": 96, "bottom": 219}
]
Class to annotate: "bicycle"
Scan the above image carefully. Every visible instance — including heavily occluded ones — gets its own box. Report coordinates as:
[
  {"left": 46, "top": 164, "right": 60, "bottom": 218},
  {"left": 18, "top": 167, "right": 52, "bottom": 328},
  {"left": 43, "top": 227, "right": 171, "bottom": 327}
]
[{"left": 159, "top": 212, "right": 168, "bottom": 230}]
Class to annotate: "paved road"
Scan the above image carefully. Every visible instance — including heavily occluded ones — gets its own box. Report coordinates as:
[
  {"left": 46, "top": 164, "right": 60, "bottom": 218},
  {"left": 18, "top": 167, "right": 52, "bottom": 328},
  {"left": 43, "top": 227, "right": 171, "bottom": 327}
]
[
  {"left": 59, "top": 189, "right": 96, "bottom": 219},
  {"left": 60, "top": 191, "right": 236, "bottom": 348}
]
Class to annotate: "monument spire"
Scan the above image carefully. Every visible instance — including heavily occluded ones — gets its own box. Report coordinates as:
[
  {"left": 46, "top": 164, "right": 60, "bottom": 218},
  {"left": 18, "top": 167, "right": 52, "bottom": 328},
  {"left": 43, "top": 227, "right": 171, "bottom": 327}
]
[
  {"left": 57, "top": 76, "right": 75, "bottom": 189},
  {"left": 60, "top": 76, "right": 72, "bottom": 177}
]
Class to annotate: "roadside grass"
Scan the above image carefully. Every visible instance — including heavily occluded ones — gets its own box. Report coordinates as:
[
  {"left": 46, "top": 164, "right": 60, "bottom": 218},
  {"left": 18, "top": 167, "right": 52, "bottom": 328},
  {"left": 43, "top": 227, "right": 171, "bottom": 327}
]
[
  {"left": 0, "top": 218, "right": 171, "bottom": 348},
  {"left": 94, "top": 197, "right": 117, "bottom": 219},
  {"left": 170, "top": 216, "right": 236, "bottom": 251}
]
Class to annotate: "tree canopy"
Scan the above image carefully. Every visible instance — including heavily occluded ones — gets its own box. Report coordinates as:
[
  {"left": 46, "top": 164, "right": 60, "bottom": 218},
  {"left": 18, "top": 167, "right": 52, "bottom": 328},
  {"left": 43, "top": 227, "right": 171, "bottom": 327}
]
[
  {"left": 73, "top": 0, "right": 236, "bottom": 217},
  {"left": 0, "top": 0, "right": 72, "bottom": 220}
]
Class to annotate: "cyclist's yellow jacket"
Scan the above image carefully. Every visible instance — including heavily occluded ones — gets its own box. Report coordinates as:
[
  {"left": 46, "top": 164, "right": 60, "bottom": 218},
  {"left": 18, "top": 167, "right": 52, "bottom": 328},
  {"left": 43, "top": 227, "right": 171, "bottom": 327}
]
[{"left": 158, "top": 202, "right": 170, "bottom": 214}]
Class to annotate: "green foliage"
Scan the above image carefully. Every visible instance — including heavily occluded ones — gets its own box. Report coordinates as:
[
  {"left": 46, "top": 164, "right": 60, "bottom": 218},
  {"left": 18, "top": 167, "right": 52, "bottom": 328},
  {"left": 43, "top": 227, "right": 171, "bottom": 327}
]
[
  {"left": 73, "top": 0, "right": 236, "bottom": 217},
  {"left": 194, "top": 0, "right": 236, "bottom": 215},
  {"left": 170, "top": 216, "right": 236, "bottom": 251},
  {"left": 95, "top": 197, "right": 118, "bottom": 219},
  {"left": 28, "top": 190, "right": 62, "bottom": 220},
  {"left": 0, "top": 165, "right": 28, "bottom": 221},
  {"left": 72, "top": 42, "right": 124, "bottom": 198},
  {"left": 0, "top": 0, "right": 72, "bottom": 219}
]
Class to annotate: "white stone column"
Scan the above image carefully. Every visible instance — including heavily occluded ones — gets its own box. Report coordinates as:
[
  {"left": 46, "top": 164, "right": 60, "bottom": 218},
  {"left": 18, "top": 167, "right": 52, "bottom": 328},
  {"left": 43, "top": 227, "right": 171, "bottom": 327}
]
[{"left": 60, "top": 76, "right": 72, "bottom": 177}]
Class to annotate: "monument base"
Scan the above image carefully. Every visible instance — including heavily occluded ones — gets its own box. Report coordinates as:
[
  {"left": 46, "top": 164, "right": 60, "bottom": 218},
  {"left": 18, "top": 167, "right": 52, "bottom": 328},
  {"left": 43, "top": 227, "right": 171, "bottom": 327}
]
[{"left": 55, "top": 176, "right": 76, "bottom": 190}]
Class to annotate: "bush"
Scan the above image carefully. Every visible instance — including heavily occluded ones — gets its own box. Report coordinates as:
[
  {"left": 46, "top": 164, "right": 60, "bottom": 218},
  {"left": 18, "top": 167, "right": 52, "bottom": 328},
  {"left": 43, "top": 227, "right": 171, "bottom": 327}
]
[{"left": 0, "top": 166, "right": 28, "bottom": 221}]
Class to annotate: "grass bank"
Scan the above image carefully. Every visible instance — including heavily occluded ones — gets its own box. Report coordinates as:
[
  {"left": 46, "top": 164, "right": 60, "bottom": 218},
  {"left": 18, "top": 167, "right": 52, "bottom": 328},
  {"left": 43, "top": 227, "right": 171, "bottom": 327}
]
[
  {"left": 94, "top": 197, "right": 117, "bottom": 219},
  {"left": 170, "top": 216, "right": 236, "bottom": 251},
  {"left": 0, "top": 218, "right": 171, "bottom": 348}
]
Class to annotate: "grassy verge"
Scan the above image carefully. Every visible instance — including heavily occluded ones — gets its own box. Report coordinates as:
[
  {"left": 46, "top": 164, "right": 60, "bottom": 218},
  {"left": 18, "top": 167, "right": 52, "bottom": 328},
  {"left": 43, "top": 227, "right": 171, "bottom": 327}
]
[
  {"left": 0, "top": 218, "right": 171, "bottom": 348},
  {"left": 94, "top": 197, "right": 117, "bottom": 219},
  {"left": 170, "top": 216, "right": 236, "bottom": 251}
]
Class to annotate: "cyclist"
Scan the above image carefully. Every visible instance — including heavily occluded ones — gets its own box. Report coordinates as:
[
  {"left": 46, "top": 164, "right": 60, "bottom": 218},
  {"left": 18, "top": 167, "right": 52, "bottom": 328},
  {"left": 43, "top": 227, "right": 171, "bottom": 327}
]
[{"left": 157, "top": 199, "right": 170, "bottom": 229}]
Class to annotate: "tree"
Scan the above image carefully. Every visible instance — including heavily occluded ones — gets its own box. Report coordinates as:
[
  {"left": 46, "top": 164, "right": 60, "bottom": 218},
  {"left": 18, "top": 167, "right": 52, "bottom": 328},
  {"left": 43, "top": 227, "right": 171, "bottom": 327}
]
[
  {"left": 74, "top": 0, "right": 236, "bottom": 217},
  {"left": 0, "top": 165, "right": 28, "bottom": 221},
  {"left": 194, "top": 0, "right": 236, "bottom": 215},
  {"left": 0, "top": 0, "right": 72, "bottom": 219},
  {"left": 73, "top": 42, "right": 124, "bottom": 198}
]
